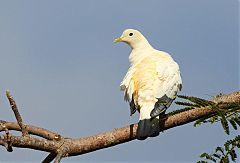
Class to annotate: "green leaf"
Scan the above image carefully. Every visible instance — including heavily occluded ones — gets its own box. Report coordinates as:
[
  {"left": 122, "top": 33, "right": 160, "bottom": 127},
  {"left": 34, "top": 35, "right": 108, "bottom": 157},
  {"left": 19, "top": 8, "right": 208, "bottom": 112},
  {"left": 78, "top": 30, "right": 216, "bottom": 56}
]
[
  {"left": 224, "top": 140, "right": 232, "bottom": 151},
  {"left": 196, "top": 161, "right": 208, "bottom": 163},
  {"left": 215, "top": 147, "right": 224, "bottom": 155},
  {"left": 175, "top": 101, "right": 200, "bottom": 107},
  {"left": 229, "top": 118, "right": 238, "bottom": 130},
  {"left": 199, "top": 135, "right": 240, "bottom": 163},
  {"left": 194, "top": 119, "right": 204, "bottom": 127},
  {"left": 177, "top": 95, "right": 215, "bottom": 107},
  {"left": 167, "top": 107, "right": 194, "bottom": 116},
  {"left": 233, "top": 116, "right": 240, "bottom": 127},
  {"left": 193, "top": 114, "right": 216, "bottom": 127},
  {"left": 229, "top": 149, "right": 237, "bottom": 162},
  {"left": 209, "top": 116, "right": 219, "bottom": 124},
  {"left": 213, "top": 153, "right": 221, "bottom": 159},
  {"left": 200, "top": 153, "right": 216, "bottom": 162},
  {"left": 221, "top": 155, "right": 229, "bottom": 163},
  {"left": 220, "top": 117, "right": 229, "bottom": 135},
  {"left": 194, "top": 118, "right": 208, "bottom": 127},
  {"left": 211, "top": 105, "right": 224, "bottom": 115},
  {"left": 228, "top": 106, "right": 240, "bottom": 112},
  {"left": 200, "top": 153, "right": 212, "bottom": 159}
]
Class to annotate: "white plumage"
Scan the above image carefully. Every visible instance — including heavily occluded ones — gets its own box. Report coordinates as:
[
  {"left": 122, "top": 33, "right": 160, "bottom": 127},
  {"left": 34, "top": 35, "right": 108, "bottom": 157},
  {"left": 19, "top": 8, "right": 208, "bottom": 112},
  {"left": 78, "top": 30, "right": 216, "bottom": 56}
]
[{"left": 114, "top": 29, "right": 182, "bottom": 139}]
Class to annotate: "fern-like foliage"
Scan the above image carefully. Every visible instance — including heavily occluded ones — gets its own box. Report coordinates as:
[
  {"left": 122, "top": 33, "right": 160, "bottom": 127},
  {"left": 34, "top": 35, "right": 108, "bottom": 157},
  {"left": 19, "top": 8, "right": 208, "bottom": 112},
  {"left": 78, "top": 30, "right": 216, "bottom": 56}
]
[
  {"left": 175, "top": 94, "right": 240, "bottom": 163},
  {"left": 167, "top": 106, "right": 195, "bottom": 116},
  {"left": 176, "top": 95, "right": 240, "bottom": 135},
  {"left": 197, "top": 135, "right": 240, "bottom": 163}
]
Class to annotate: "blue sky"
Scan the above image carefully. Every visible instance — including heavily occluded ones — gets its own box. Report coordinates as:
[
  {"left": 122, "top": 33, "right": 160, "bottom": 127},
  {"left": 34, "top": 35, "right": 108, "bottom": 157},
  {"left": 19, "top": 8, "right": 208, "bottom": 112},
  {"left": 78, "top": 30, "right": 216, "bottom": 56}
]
[{"left": 0, "top": 0, "right": 239, "bottom": 162}]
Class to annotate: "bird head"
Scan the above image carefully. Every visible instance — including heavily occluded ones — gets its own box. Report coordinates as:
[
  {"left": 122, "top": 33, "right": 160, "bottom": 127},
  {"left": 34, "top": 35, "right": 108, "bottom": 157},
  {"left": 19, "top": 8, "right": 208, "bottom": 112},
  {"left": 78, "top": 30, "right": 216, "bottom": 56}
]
[{"left": 114, "top": 29, "right": 151, "bottom": 49}]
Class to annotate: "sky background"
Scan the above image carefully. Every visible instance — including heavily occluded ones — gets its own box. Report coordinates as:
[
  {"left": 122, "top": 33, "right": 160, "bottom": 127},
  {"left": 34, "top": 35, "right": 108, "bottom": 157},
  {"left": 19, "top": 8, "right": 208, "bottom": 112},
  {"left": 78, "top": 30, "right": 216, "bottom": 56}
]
[{"left": 0, "top": 0, "right": 239, "bottom": 162}]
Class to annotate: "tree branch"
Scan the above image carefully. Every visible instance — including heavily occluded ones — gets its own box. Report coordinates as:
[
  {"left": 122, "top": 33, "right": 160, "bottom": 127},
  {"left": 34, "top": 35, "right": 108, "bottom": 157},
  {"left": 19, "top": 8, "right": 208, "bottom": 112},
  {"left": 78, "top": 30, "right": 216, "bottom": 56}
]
[
  {"left": 5, "top": 90, "right": 28, "bottom": 136},
  {"left": 0, "top": 91, "right": 239, "bottom": 162},
  {"left": 42, "top": 152, "right": 57, "bottom": 163}
]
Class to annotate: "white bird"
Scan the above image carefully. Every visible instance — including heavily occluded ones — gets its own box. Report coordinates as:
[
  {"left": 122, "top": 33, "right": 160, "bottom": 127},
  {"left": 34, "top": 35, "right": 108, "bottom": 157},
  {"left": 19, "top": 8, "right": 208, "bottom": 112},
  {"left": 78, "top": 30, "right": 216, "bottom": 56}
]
[{"left": 114, "top": 29, "right": 182, "bottom": 140}]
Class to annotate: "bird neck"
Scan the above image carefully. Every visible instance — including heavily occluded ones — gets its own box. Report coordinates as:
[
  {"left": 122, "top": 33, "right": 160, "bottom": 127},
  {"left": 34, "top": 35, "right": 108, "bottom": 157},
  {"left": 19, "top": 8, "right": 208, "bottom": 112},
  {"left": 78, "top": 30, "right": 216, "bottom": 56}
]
[
  {"left": 129, "top": 46, "right": 154, "bottom": 66},
  {"left": 128, "top": 36, "right": 154, "bottom": 66},
  {"left": 129, "top": 37, "right": 153, "bottom": 50}
]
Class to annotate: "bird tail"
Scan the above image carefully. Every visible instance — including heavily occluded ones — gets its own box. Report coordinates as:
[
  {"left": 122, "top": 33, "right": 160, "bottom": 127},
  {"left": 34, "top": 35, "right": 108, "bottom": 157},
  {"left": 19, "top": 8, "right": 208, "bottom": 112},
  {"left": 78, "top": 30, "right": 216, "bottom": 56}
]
[{"left": 136, "top": 118, "right": 160, "bottom": 140}]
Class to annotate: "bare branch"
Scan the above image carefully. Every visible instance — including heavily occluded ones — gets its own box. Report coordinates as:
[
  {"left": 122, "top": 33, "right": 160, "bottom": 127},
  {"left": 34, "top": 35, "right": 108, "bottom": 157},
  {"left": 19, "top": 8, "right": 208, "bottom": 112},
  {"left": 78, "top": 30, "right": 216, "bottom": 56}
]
[
  {"left": 4, "top": 128, "right": 13, "bottom": 152},
  {"left": 0, "top": 120, "right": 61, "bottom": 140},
  {"left": 0, "top": 135, "right": 58, "bottom": 152},
  {"left": 54, "top": 153, "right": 64, "bottom": 163},
  {"left": 0, "top": 91, "right": 239, "bottom": 162},
  {"left": 6, "top": 90, "right": 28, "bottom": 136},
  {"left": 0, "top": 122, "right": 13, "bottom": 152},
  {"left": 42, "top": 153, "right": 57, "bottom": 163}
]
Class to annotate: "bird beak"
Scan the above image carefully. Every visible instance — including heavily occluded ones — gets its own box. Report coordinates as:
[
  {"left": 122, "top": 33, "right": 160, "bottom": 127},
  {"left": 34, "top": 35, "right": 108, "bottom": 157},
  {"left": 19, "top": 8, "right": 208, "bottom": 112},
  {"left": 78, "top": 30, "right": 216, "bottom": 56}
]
[{"left": 113, "top": 37, "right": 122, "bottom": 43}]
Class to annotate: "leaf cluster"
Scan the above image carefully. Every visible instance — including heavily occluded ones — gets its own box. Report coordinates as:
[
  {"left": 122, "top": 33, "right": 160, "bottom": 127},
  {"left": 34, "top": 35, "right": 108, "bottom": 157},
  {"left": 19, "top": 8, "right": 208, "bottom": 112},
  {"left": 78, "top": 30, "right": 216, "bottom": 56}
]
[
  {"left": 175, "top": 94, "right": 240, "bottom": 163},
  {"left": 197, "top": 135, "right": 240, "bottom": 163},
  {"left": 175, "top": 95, "right": 240, "bottom": 135}
]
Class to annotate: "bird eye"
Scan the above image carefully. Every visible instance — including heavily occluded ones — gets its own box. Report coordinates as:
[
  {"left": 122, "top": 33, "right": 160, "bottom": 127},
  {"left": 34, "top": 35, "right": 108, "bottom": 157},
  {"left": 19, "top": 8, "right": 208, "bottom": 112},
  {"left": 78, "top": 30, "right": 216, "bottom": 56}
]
[{"left": 129, "top": 33, "right": 133, "bottom": 36}]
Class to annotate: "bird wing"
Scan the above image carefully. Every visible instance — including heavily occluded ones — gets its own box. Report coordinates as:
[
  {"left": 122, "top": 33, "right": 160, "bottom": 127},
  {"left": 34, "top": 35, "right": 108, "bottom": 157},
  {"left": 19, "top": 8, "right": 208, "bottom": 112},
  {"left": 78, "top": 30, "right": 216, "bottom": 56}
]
[
  {"left": 120, "top": 66, "right": 135, "bottom": 101},
  {"left": 155, "top": 54, "right": 182, "bottom": 98},
  {"left": 150, "top": 51, "right": 182, "bottom": 117},
  {"left": 120, "top": 66, "right": 138, "bottom": 115}
]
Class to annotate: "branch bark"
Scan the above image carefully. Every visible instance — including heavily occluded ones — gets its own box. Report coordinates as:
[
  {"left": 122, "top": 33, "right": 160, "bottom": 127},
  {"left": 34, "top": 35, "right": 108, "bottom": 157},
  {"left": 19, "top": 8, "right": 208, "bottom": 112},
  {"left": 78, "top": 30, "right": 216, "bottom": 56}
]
[
  {"left": 6, "top": 90, "right": 28, "bottom": 136},
  {"left": 0, "top": 91, "right": 239, "bottom": 162}
]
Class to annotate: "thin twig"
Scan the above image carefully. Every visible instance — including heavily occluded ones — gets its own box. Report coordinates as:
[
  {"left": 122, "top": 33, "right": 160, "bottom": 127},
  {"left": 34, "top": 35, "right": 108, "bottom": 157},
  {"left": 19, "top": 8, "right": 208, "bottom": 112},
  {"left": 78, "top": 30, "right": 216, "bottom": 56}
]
[
  {"left": 4, "top": 129, "right": 13, "bottom": 152},
  {"left": 0, "top": 137, "right": 8, "bottom": 150},
  {"left": 54, "top": 153, "right": 63, "bottom": 163},
  {"left": 0, "top": 122, "right": 13, "bottom": 152},
  {"left": 0, "top": 120, "right": 61, "bottom": 140},
  {"left": 6, "top": 90, "right": 28, "bottom": 136},
  {"left": 42, "top": 152, "right": 57, "bottom": 163},
  {"left": 41, "top": 140, "right": 66, "bottom": 163}
]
